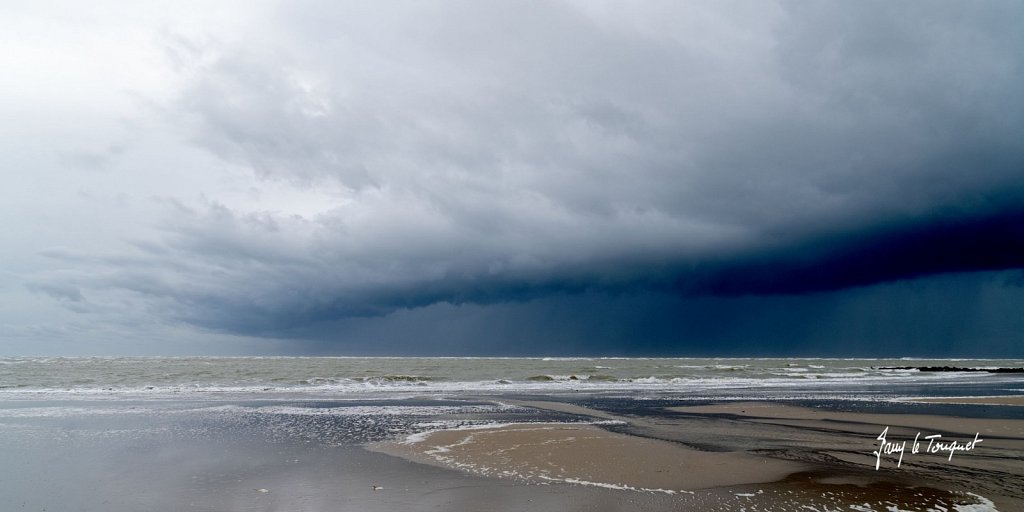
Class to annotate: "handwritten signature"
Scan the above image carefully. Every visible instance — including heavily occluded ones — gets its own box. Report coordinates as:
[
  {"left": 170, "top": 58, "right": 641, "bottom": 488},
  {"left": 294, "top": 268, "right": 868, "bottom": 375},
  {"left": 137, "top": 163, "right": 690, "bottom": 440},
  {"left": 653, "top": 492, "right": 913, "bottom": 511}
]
[{"left": 873, "top": 426, "right": 983, "bottom": 470}]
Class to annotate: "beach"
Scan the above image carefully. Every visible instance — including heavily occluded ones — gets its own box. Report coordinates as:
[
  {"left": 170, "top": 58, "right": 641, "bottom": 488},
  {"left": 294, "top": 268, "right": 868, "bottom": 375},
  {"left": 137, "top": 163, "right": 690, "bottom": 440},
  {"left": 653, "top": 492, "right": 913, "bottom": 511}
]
[
  {"left": 1, "top": 357, "right": 1022, "bottom": 511},
  {"left": 368, "top": 397, "right": 1023, "bottom": 510}
]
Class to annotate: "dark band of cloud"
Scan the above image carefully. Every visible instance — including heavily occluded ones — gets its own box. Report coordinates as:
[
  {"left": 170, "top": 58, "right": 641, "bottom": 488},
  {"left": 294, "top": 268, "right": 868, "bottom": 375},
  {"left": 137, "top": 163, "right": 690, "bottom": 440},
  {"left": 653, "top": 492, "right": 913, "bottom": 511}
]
[{"left": 682, "top": 201, "right": 1024, "bottom": 296}]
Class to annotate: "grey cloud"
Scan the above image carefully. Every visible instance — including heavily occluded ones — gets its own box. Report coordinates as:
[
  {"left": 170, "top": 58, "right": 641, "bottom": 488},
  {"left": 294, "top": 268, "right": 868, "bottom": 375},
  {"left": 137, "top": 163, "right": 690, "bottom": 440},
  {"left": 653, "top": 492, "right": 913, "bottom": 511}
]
[
  {"left": 172, "top": 0, "right": 1024, "bottom": 222},
  {"left": 25, "top": 282, "right": 84, "bottom": 303},
  {"left": 58, "top": 143, "right": 128, "bottom": 172},
  {"left": 23, "top": 1, "right": 1024, "bottom": 352},
  {"left": 24, "top": 280, "right": 94, "bottom": 315}
]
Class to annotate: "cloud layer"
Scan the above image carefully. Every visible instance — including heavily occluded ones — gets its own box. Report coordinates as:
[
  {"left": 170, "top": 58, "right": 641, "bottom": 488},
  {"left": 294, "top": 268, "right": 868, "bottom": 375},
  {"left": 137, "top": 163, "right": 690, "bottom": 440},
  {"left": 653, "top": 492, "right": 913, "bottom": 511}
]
[{"left": 4, "top": 1, "right": 1024, "bottom": 354}]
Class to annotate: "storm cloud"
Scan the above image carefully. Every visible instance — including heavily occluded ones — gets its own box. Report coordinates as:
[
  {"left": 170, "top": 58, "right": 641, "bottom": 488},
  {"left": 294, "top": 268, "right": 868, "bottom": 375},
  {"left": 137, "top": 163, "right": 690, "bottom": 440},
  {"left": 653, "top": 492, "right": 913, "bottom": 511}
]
[{"left": 3, "top": 0, "right": 1023, "bottom": 355}]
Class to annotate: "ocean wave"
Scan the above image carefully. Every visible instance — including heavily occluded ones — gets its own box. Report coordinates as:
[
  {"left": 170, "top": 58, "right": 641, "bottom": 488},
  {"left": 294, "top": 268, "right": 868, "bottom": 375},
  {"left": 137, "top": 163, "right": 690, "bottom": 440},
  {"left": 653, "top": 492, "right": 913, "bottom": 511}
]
[
  {"left": 2, "top": 358, "right": 1016, "bottom": 400},
  {"left": 0, "top": 371, "right": 995, "bottom": 400}
]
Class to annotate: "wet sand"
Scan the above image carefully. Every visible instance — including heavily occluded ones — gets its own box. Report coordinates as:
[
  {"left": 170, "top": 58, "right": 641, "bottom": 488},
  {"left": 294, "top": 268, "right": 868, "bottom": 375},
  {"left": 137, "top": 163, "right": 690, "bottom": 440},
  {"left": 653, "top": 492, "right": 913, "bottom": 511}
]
[
  {"left": 372, "top": 398, "right": 1024, "bottom": 510},
  {"left": 372, "top": 422, "right": 802, "bottom": 492},
  {"left": 909, "top": 395, "right": 1024, "bottom": 406},
  {"left": 671, "top": 401, "right": 1024, "bottom": 441}
]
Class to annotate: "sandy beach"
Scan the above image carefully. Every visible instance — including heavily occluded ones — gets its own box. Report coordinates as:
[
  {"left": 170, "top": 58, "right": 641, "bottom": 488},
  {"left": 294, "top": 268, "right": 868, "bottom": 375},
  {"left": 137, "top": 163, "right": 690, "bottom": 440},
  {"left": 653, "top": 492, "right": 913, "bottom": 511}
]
[{"left": 373, "top": 422, "right": 802, "bottom": 492}]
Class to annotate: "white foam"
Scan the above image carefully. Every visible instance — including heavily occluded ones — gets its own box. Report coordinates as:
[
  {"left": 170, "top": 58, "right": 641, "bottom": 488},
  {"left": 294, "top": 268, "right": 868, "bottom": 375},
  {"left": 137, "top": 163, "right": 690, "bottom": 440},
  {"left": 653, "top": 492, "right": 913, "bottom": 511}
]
[
  {"left": 401, "top": 421, "right": 518, "bottom": 444},
  {"left": 536, "top": 475, "right": 692, "bottom": 495},
  {"left": 238, "top": 404, "right": 518, "bottom": 417},
  {"left": 896, "top": 395, "right": 1022, "bottom": 406},
  {"left": 952, "top": 493, "right": 999, "bottom": 512},
  {"left": 0, "top": 402, "right": 521, "bottom": 420},
  {"left": 400, "top": 419, "right": 626, "bottom": 445},
  {"left": 0, "top": 406, "right": 161, "bottom": 418}
]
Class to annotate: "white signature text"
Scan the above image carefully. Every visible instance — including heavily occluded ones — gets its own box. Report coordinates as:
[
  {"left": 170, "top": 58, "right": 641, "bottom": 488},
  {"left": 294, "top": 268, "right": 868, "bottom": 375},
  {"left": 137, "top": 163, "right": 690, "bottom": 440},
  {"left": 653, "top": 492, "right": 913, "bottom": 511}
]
[{"left": 873, "top": 426, "right": 982, "bottom": 470}]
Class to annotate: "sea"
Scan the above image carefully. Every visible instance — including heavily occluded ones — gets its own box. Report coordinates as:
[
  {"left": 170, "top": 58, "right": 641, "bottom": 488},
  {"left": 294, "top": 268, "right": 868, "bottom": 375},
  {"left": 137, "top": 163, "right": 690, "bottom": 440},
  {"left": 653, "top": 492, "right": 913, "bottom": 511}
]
[
  {"left": 3, "top": 356, "right": 1022, "bottom": 441},
  {"left": 2, "top": 356, "right": 1022, "bottom": 400}
]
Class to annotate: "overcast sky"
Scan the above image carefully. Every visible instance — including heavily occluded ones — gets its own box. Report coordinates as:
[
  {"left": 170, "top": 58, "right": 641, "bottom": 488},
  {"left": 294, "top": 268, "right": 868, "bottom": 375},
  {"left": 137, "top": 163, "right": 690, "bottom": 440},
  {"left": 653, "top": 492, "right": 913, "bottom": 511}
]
[{"left": 2, "top": 0, "right": 1022, "bottom": 356}]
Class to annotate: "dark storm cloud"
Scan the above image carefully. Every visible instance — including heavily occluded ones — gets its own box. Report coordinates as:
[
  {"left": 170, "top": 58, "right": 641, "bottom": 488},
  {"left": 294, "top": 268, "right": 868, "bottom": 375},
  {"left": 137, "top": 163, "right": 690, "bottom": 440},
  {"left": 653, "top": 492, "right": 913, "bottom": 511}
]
[
  {"left": 681, "top": 200, "right": 1024, "bottom": 295},
  {"left": 26, "top": 1, "right": 1024, "bottom": 350},
  {"left": 50, "top": 192, "right": 1024, "bottom": 341}
]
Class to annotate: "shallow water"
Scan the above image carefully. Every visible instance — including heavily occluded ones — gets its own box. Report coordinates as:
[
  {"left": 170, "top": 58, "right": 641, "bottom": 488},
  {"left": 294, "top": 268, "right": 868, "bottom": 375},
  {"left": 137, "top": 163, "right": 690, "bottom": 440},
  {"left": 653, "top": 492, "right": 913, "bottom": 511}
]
[{"left": 1, "top": 393, "right": 1014, "bottom": 511}]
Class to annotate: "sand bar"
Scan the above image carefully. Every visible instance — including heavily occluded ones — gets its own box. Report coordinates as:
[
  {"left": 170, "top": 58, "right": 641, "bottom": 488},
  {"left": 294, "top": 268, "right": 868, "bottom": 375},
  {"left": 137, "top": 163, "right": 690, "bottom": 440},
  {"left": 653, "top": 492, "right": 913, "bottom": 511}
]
[
  {"left": 370, "top": 398, "right": 1024, "bottom": 509},
  {"left": 373, "top": 422, "right": 804, "bottom": 492}
]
